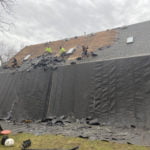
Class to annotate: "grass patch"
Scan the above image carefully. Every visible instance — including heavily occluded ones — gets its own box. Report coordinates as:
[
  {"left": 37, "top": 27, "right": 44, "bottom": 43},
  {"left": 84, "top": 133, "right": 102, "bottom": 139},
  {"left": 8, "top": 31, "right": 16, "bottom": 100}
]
[{"left": 0, "top": 133, "right": 149, "bottom": 150}]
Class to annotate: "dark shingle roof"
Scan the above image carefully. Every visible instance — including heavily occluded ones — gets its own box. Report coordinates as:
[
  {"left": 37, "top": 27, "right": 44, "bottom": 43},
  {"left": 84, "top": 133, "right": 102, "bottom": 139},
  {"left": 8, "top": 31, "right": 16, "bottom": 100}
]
[{"left": 94, "top": 20, "right": 150, "bottom": 61}]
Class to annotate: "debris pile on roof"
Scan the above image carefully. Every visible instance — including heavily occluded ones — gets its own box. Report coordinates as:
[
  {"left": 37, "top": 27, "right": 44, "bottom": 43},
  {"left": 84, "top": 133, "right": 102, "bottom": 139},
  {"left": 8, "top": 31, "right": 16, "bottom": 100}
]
[{"left": 16, "top": 53, "right": 65, "bottom": 72}]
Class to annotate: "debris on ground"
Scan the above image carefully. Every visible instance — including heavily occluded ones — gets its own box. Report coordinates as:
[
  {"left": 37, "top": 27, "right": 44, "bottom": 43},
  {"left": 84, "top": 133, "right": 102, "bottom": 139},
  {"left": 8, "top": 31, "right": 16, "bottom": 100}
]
[
  {"left": 1, "top": 133, "right": 149, "bottom": 150},
  {"left": 87, "top": 118, "right": 100, "bottom": 126},
  {"left": 0, "top": 114, "right": 149, "bottom": 146},
  {"left": 78, "top": 135, "right": 89, "bottom": 139},
  {"left": 22, "top": 139, "right": 31, "bottom": 149}
]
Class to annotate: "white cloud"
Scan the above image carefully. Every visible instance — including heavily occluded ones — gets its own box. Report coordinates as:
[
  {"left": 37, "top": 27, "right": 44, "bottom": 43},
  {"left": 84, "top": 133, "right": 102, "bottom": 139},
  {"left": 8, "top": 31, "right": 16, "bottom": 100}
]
[{"left": 1, "top": 0, "right": 150, "bottom": 53}]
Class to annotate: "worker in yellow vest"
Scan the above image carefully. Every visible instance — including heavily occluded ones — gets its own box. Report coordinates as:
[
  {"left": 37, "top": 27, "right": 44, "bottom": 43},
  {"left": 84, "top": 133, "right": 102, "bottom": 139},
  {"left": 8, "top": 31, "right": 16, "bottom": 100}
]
[
  {"left": 45, "top": 47, "right": 52, "bottom": 54},
  {"left": 59, "top": 46, "right": 66, "bottom": 57}
]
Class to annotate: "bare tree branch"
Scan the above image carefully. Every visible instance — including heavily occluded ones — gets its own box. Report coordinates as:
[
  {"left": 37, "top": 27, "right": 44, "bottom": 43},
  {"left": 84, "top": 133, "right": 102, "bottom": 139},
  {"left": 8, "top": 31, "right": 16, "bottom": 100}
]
[
  {"left": 0, "top": 41, "right": 17, "bottom": 62},
  {"left": 0, "top": 0, "right": 15, "bottom": 31},
  {"left": 0, "top": 0, "right": 14, "bottom": 13}
]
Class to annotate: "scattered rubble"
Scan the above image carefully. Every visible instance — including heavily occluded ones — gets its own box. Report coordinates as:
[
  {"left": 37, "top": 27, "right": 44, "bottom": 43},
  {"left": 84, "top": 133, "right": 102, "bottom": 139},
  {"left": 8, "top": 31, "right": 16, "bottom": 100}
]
[
  {"left": 87, "top": 118, "right": 100, "bottom": 126},
  {"left": 0, "top": 118, "right": 150, "bottom": 146},
  {"left": 78, "top": 135, "right": 89, "bottom": 139},
  {"left": 13, "top": 54, "right": 64, "bottom": 72},
  {"left": 22, "top": 139, "right": 31, "bottom": 149},
  {"left": 130, "top": 125, "right": 136, "bottom": 128}
]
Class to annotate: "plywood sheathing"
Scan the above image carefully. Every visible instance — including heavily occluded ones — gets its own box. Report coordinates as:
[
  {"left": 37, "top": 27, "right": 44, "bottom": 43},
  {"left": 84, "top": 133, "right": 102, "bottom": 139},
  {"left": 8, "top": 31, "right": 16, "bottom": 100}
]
[{"left": 8, "top": 29, "right": 117, "bottom": 66}]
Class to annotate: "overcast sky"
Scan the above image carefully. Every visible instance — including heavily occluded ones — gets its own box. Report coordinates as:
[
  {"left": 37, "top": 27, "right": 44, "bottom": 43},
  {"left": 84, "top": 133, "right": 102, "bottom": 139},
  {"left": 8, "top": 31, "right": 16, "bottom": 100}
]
[{"left": 1, "top": 0, "right": 150, "bottom": 52}]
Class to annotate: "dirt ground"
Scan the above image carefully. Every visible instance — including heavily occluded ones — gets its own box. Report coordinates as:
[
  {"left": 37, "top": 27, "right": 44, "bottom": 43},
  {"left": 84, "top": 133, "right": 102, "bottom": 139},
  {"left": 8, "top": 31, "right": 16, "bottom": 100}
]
[{"left": 0, "top": 120, "right": 150, "bottom": 146}]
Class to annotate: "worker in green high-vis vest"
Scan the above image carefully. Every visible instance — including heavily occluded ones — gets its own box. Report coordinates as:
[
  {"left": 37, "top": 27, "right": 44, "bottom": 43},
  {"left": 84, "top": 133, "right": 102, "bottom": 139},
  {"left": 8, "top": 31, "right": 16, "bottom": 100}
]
[
  {"left": 59, "top": 46, "right": 66, "bottom": 57},
  {"left": 45, "top": 47, "right": 52, "bottom": 54}
]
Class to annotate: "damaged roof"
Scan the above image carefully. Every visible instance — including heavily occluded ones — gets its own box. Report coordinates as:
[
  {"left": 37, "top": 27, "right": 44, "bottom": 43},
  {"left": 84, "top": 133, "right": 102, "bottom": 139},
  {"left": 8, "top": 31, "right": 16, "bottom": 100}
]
[
  {"left": 7, "top": 20, "right": 150, "bottom": 67},
  {"left": 7, "top": 29, "right": 117, "bottom": 66}
]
